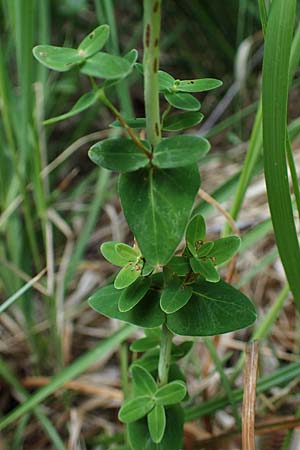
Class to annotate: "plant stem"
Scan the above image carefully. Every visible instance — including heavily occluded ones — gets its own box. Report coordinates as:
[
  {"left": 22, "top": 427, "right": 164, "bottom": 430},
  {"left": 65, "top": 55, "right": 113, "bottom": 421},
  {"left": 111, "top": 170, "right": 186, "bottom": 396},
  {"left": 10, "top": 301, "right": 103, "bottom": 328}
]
[
  {"left": 143, "top": 0, "right": 161, "bottom": 147},
  {"left": 158, "top": 324, "right": 173, "bottom": 385}
]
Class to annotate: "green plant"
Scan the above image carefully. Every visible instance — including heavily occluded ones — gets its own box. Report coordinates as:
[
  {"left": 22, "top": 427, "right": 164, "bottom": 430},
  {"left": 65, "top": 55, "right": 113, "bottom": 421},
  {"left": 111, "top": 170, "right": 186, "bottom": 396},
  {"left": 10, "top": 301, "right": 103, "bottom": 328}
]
[{"left": 32, "top": 2, "right": 256, "bottom": 448}]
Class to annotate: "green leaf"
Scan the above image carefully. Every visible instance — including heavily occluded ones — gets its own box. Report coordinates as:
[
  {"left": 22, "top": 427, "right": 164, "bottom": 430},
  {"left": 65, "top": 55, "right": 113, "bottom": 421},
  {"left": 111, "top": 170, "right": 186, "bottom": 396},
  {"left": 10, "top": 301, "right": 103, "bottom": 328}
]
[
  {"left": 118, "top": 277, "right": 151, "bottom": 312},
  {"left": 190, "top": 257, "right": 220, "bottom": 283},
  {"left": 186, "top": 214, "right": 206, "bottom": 256},
  {"left": 172, "top": 341, "right": 194, "bottom": 360},
  {"left": 131, "top": 365, "right": 157, "bottom": 396},
  {"left": 111, "top": 118, "right": 146, "bottom": 129},
  {"left": 262, "top": 0, "right": 300, "bottom": 305},
  {"left": 160, "top": 279, "right": 192, "bottom": 314},
  {"left": 162, "top": 112, "right": 204, "bottom": 132},
  {"left": 80, "top": 52, "right": 132, "bottom": 79},
  {"left": 208, "top": 236, "right": 241, "bottom": 265},
  {"left": 100, "top": 241, "right": 129, "bottom": 266},
  {"left": 128, "top": 405, "right": 184, "bottom": 450},
  {"left": 33, "top": 45, "right": 84, "bottom": 71},
  {"left": 89, "top": 284, "right": 165, "bottom": 328},
  {"left": 175, "top": 78, "right": 222, "bottom": 93},
  {"left": 78, "top": 25, "right": 110, "bottom": 58},
  {"left": 118, "top": 396, "right": 154, "bottom": 423},
  {"left": 164, "top": 92, "right": 201, "bottom": 111},
  {"left": 196, "top": 241, "right": 214, "bottom": 257},
  {"left": 115, "top": 243, "right": 140, "bottom": 261},
  {"left": 158, "top": 71, "right": 176, "bottom": 92},
  {"left": 114, "top": 263, "right": 142, "bottom": 289},
  {"left": 147, "top": 405, "right": 166, "bottom": 444},
  {"left": 124, "top": 49, "right": 138, "bottom": 65},
  {"left": 142, "top": 261, "right": 155, "bottom": 276},
  {"left": 130, "top": 337, "right": 160, "bottom": 352},
  {"left": 166, "top": 279, "right": 257, "bottom": 336},
  {"left": 155, "top": 381, "right": 186, "bottom": 406},
  {"left": 119, "top": 165, "right": 200, "bottom": 265},
  {"left": 165, "top": 256, "right": 190, "bottom": 276},
  {"left": 43, "top": 91, "right": 98, "bottom": 125},
  {"left": 89, "top": 138, "right": 149, "bottom": 172},
  {"left": 152, "top": 135, "right": 210, "bottom": 169}
]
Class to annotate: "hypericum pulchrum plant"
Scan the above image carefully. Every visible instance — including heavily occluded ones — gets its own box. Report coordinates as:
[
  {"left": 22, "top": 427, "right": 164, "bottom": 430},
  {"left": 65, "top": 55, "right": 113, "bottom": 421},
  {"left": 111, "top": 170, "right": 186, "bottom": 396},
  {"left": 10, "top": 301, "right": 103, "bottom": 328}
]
[{"left": 33, "top": 2, "right": 257, "bottom": 448}]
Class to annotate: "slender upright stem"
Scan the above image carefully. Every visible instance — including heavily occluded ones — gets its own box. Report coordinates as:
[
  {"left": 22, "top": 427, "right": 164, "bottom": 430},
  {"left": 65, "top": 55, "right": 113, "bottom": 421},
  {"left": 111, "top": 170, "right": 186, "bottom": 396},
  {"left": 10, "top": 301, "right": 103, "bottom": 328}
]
[
  {"left": 158, "top": 324, "right": 173, "bottom": 385},
  {"left": 143, "top": 0, "right": 161, "bottom": 147}
]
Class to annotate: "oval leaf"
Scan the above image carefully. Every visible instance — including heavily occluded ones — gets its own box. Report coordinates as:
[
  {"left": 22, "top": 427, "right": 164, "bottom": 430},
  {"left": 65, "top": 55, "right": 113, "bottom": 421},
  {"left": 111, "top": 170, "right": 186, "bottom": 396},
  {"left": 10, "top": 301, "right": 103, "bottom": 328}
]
[
  {"left": 176, "top": 78, "right": 222, "bottom": 93},
  {"left": 152, "top": 135, "right": 210, "bottom": 169},
  {"left": 111, "top": 118, "right": 146, "bottom": 129},
  {"left": 114, "top": 263, "right": 142, "bottom": 289},
  {"left": 44, "top": 91, "right": 98, "bottom": 125},
  {"left": 160, "top": 280, "right": 193, "bottom": 314},
  {"left": 165, "top": 256, "right": 190, "bottom": 276},
  {"left": 196, "top": 241, "right": 214, "bottom": 257},
  {"left": 164, "top": 92, "right": 201, "bottom": 111},
  {"left": 119, "top": 277, "right": 151, "bottom": 312},
  {"left": 131, "top": 365, "right": 157, "bottom": 397},
  {"left": 89, "top": 284, "right": 165, "bottom": 328},
  {"left": 155, "top": 381, "right": 186, "bottom": 406},
  {"left": 118, "top": 396, "right": 154, "bottom": 423},
  {"left": 163, "top": 111, "right": 204, "bottom": 132},
  {"left": 89, "top": 138, "right": 149, "bottom": 172},
  {"left": 147, "top": 405, "right": 166, "bottom": 444},
  {"left": 158, "top": 70, "right": 176, "bottom": 92},
  {"left": 119, "top": 165, "right": 201, "bottom": 266},
  {"left": 186, "top": 213, "right": 206, "bottom": 256},
  {"left": 78, "top": 24, "right": 110, "bottom": 58},
  {"left": 190, "top": 257, "right": 220, "bottom": 283},
  {"left": 80, "top": 52, "right": 132, "bottom": 79},
  {"left": 115, "top": 243, "right": 140, "bottom": 261},
  {"left": 130, "top": 337, "right": 160, "bottom": 352},
  {"left": 166, "top": 279, "right": 257, "bottom": 336},
  {"left": 100, "top": 241, "right": 129, "bottom": 267},
  {"left": 208, "top": 236, "right": 241, "bottom": 265},
  {"left": 33, "top": 45, "right": 84, "bottom": 71}
]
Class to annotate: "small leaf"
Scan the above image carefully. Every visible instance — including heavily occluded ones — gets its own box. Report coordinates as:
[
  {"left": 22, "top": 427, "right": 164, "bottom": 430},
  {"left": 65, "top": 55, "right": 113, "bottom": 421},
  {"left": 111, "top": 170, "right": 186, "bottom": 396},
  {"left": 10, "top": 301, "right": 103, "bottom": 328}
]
[
  {"left": 165, "top": 256, "right": 190, "bottom": 276},
  {"left": 89, "top": 284, "right": 165, "bottom": 328},
  {"left": 89, "top": 138, "right": 150, "bottom": 172},
  {"left": 100, "top": 241, "right": 129, "bottom": 266},
  {"left": 160, "top": 279, "right": 193, "bottom": 314},
  {"left": 33, "top": 45, "right": 84, "bottom": 71},
  {"left": 114, "top": 263, "right": 142, "bottom": 289},
  {"left": 118, "top": 277, "right": 151, "bottom": 312},
  {"left": 164, "top": 92, "right": 201, "bottom": 111},
  {"left": 124, "top": 48, "right": 138, "bottom": 65},
  {"left": 163, "top": 111, "right": 204, "bottom": 131},
  {"left": 115, "top": 243, "right": 140, "bottom": 261},
  {"left": 131, "top": 365, "right": 157, "bottom": 396},
  {"left": 166, "top": 279, "right": 257, "bottom": 336},
  {"left": 186, "top": 214, "right": 206, "bottom": 256},
  {"left": 147, "top": 405, "right": 166, "bottom": 443},
  {"left": 196, "top": 241, "right": 214, "bottom": 257},
  {"left": 142, "top": 261, "right": 155, "bottom": 276},
  {"left": 130, "top": 337, "right": 160, "bottom": 352},
  {"left": 43, "top": 91, "right": 98, "bottom": 125},
  {"left": 155, "top": 381, "right": 186, "bottom": 406},
  {"left": 78, "top": 24, "right": 110, "bottom": 58},
  {"left": 190, "top": 257, "right": 220, "bottom": 283},
  {"left": 80, "top": 52, "right": 132, "bottom": 79},
  {"left": 176, "top": 78, "right": 222, "bottom": 93},
  {"left": 172, "top": 341, "right": 194, "bottom": 359},
  {"left": 158, "top": 70, "right": 176, "bottom": 92},
  {"left": 119, "top": 165, "right": 200, "bottom": 265},
  {"left": 153, "top": 135, "right": 210, "bottom": 169},
  {"left": 208, "top": 236, "right": 241, "bottom": 265},
  {"left": 118, "top": 396, "right": 154, "bottom": 423},
  {"left": 111, "top": 118, "right": 146, "bottom": 129}
]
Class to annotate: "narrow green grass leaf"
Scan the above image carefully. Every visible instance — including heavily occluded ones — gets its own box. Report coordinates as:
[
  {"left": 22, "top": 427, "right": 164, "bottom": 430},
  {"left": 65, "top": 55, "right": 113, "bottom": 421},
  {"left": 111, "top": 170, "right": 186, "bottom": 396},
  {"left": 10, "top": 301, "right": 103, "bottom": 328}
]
[{"left": 262, "top": 0, "right": 300, "bottom": 305}]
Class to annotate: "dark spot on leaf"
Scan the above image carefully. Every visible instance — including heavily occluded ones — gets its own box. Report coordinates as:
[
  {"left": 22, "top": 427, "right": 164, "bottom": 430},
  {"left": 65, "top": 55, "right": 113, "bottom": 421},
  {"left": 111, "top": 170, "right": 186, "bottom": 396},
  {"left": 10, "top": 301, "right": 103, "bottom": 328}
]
[{"left": 89, "top": 33, "right": 95, "bottom": 40}]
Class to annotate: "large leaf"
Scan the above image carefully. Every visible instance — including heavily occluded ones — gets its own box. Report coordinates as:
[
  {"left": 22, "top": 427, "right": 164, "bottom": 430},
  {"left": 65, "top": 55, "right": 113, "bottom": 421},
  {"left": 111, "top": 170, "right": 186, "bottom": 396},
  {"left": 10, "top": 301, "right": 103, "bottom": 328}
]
[
  {"left": 147, "top": 405, "right": 166, "bottom": 444},
  {"left": 262, "top": 0, "right": 300, "bottom": 305},
  {"left": 162, "top": 112, "right": 204, "bottom": 132},
  {"left": 119, "top": 166, "right": 200, "bottom": 265},
  {"left": 89, "top": 138, "right": 149, "bottom": 172},
  {"left": 119, "top": 277, "right": 151, "bottom": 312},
  {"left": 166, "top": 279, "right": 257, "bottom": 336},
  {"left": 44, "top": 91, "right": 98, "bottom": 125},
  {"left": 128, "top": 405, "right": 184, "bottom": 450},
  {"left": 164, "top": 92, "right": 200, "bottom": 111},
  {"left": 152, "top": 135, "right": 210, "bottom": 169},
  {"left": 80, "top": 52, "right": 132, "bottom": 79},
  {"left": 119, "top": 396, "right": 154, "bottom": 423},
  {"left": 176, "top": 78, "right": 222, "bottom": 93},
  {"left": 89, "top": 285, "right": 165, "bottom": 328},
  {"left": 33, "top": 45, "right": 84, "bottom": 71},
  {"left": 78, "top": 24, "right": 110, "bottom": 58}
]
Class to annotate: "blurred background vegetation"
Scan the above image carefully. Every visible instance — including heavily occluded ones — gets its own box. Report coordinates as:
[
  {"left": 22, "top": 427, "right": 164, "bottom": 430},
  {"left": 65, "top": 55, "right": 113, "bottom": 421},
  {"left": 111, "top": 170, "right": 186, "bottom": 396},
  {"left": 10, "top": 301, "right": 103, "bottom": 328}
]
[{"left": 1, "top": 1, "right": 300, "bottom": 449}]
